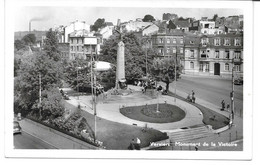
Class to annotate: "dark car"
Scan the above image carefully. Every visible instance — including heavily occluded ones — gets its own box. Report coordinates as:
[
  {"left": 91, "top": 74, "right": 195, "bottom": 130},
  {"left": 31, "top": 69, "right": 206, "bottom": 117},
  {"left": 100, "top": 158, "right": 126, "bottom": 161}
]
[
  {"left": 13, "top": 121, "right": 22, "bottom": 134},
  {"left": 234, "top": 77, "right": 243, "bottom": 85}
]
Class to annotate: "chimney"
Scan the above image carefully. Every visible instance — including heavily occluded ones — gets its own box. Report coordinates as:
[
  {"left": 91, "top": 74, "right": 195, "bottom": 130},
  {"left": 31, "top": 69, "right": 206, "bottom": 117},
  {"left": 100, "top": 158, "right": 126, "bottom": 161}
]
[{"left": 29, "top": 21, "right": 31, "bottom": 32}]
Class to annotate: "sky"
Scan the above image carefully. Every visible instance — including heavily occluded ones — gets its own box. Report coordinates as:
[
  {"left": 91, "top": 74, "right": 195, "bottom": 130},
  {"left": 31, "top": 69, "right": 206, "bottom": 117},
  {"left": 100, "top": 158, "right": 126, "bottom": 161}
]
[{"left": 14, "top": 6, "right": 243, "bottom": 32}]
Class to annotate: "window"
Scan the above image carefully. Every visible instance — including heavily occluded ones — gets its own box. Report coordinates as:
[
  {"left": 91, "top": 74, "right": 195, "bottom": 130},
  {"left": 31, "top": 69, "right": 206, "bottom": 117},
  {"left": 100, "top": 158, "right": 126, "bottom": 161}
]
[
  {"left": 173, "top": 38, "right": 176, "bottom": 44},
  {"left": 166, "top": 48, "right": 170, "bottom": 54},
  {"left": 234, "top": 51, "right": 241, "bottom": 59},
  {"left": 201, "top": 38, "right": 207, "bottom": 46},
  {"left": 190, "top": 50, "right": 195, "bottom": 58},
  {"left": 205, "top": 63, "right": 209, "bottom": 72},
  {"left": 173, "top": 47, "right": 176, "bottom": 54},
  {"left": 225, "top": 51, "right": 230, "bottom": 59},
  {"left": 215, "top": 50, "right": 219, "bottom": 58},
  {"left": 180, "top": 48, "right": 183, "bottom": 53},
  {"left": 215, "top": 38, "right": 220, "bottom": 46},
  {"left": 235, "top": 65, "right": 241, "bottom": 71},
  {"left": 224, "top": 38, "right": 230, "bottom": 46},
  {"left": 77, "top": 46, "right": 79, "bottom": 51},
  {"left": 201, "top": 50, "right": 207, "bottom": 58},
  {"left": 71, "top": 46, "right": 73, "bottom": 51},
  {"left": 225, "top": 63, "right": 229, "bottom": 71},
  {"left": 235, "top": 38, "right": 241, "bottom": 46},
  {"left": 180, "top": 38, "right": 183, "bottom": 44},
  {"left": 159, "top": 38, "right": 163, "bottom": 43},
  {"left": 199, "top": 63, "right": 203, "bottom": 71},
  {"left": 77, "top": 38, "right": 79, "bottom": 44},
  {"left": 158, "top": 48, "right": 163, "bottom": 54},
  {"left": 82, "top": 39, "right": 84, "bottom": 44},
  {"left": 190, "top": 62, "right": 194, "bottom": 69},
  {"left": 167, "top": 38, "right": 170, "bottom": 43}
]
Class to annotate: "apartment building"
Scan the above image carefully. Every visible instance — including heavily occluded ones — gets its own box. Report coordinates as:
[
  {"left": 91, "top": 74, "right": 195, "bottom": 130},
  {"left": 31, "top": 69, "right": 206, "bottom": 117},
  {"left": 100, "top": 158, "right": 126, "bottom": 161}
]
[
  {"left": 69, "top": 30, "right": 101, "bottom": 60},
  {"left": 183, "top": 33, "right": 243, "bottom": 78}
]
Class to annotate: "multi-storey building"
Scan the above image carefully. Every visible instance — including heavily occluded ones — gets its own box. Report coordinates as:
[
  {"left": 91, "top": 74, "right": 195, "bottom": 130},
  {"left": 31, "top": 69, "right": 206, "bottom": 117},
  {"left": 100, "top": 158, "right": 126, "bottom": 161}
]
[
  {"left": 69, "top": 30, "right": 101, "bottom": 60},
  {"left": 151, "top": 29, "right": 185, "bottom": 66},
  {"left": 183, "top": 33, "right": 243, "bottom": 78}
]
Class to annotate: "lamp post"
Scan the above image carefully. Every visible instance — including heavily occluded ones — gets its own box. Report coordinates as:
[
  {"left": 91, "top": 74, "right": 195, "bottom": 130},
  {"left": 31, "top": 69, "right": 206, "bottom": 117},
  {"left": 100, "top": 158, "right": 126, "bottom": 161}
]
[
  {"left": 90, "top": 44, "right": 97, "bottom": 142},
  {"left": 231, "top": 58, "right": 235, "bottom": 121},
  {"left": 174, "top": 46, "right": 177, "bottom": 103}
]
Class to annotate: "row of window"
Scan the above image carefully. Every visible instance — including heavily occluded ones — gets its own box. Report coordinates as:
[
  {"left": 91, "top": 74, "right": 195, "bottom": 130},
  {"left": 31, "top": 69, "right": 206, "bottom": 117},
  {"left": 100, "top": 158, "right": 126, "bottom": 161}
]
[
  {"left": 201, "top": 38, "right": 242, "bottom": 46},
  {"left": 70, "top": 38, "right": 84, "bottom": 44},
  {"left": 189, "top": 62, "right": 241, "bottom": 71},
  {"left": 188, "top": 50, "right": 241, "bottom": 59},
  {"left": 155, "top": 38, "right": 184, "bottom": 44},
  {"left": 70, "top": 46, "right": 96, "bottom": 52},
  {"left": 158, "top": 47, "right": 184, "bottom": 54}
]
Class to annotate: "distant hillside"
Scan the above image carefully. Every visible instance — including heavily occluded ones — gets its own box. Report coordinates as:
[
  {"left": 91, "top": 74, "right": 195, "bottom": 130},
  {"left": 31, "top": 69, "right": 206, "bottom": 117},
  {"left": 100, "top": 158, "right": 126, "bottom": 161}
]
[{"left": 14, "top": 30, "right": 47, "bottom": 41}]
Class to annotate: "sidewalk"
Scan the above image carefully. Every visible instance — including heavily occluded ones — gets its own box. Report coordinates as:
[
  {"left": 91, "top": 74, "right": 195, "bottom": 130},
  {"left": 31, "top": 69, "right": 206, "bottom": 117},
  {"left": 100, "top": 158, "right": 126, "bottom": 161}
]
[
  {"left": 67, "top": 94, "right": 204, "bottom": 131},
  {"left": 161, "top": 82, "right": 243, "bottom": 150}
]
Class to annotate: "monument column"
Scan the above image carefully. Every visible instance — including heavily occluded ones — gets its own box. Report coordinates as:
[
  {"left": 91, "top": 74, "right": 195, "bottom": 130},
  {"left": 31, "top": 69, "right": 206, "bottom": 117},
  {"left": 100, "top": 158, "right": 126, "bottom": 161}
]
[{"left": 116, "top": 41, "right": 125, "bottom": 89}]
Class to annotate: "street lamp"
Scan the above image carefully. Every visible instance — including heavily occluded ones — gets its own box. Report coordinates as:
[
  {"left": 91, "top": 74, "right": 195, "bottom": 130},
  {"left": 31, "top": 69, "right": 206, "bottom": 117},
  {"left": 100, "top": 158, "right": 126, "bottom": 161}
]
[{"left": 174, "top": 45, "right": 177, "bottom": 103}]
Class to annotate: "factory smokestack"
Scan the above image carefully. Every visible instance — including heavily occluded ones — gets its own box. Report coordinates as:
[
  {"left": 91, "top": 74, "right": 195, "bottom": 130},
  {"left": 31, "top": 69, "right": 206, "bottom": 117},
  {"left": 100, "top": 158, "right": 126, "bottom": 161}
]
[{"left": 29, "top": 21, "right": 31, "bottom": 32}]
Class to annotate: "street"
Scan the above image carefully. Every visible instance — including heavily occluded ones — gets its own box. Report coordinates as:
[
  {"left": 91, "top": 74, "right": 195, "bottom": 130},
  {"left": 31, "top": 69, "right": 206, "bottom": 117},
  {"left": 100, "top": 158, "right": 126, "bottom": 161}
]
[
  {"left": 170, "top": 75, "right": 243, "bottom": 115},
  {"left": 13, "top": 131, "right": 56, "bottom": 149}
]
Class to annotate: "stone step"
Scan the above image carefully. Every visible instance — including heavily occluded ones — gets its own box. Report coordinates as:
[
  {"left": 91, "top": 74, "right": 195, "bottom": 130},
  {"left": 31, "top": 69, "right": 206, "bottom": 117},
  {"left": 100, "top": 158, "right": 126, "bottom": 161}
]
[{"left": 167, "top": 126, "right": 214, "bottom": 142}]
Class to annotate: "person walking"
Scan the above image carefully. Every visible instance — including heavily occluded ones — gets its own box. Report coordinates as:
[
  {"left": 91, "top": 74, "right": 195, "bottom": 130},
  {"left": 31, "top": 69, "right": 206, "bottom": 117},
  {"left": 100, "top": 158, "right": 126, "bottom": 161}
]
[
  {"left": 221, "top": 100, "right": 225, "bottom": 111},
  {"left": 192, "top": 90, "right": 195, "bottom": 103}
]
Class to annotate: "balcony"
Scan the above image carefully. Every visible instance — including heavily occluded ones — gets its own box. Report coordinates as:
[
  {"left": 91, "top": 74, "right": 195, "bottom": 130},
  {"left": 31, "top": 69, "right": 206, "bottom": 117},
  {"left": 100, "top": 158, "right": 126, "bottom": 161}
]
[{"left": 233, "top": 58, "right": 243, "bottom": 64}]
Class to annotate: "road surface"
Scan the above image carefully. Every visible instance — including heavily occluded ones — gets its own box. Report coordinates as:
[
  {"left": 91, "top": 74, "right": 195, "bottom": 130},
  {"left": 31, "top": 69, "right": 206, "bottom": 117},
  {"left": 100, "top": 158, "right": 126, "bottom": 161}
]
[
  {"left": 170, "top": 76, "right": 243, "bottom": 115},
  {"left": 13, "top": 131, "right": 56, "bottom": 149}
]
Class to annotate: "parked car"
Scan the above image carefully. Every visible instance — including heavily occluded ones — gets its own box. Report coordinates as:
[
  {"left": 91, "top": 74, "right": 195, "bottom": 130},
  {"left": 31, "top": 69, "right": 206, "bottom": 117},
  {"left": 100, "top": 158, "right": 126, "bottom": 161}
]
[
  {"left": 234, "top": 77, "right": 243, "bottom": 85},
  {"left": 13, "top": 121, "right": 22, "bottom": 134}
]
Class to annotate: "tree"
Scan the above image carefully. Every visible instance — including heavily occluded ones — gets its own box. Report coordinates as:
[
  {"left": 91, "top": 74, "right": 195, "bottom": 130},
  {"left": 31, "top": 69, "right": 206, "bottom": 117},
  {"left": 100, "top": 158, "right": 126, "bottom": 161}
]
[
  {"left": 22, "top": 33, "right": 36, "bottom": 45},
  {"left": 99, "top": 32, "right": 154, "bottom": 83},
  {"left": 150, "top": 58, "right": 181, "bottom": 93},
  {"left": 167, "top": 20, "right": 176, "bottom": 30},
  {"left": 14, "top": 39, "right": 26, "bottom": 50},
  {"left": 63, "top": 59, "right": 91, "bottom": 92},
  {"left": 14, "top": 51, "right": 64, "bottom": 118},
  {"left": 142, "top": 14, "right": 155, "bottom": 22},
  {"left": 43, "top": 28, "right": 61, "bottom": 61},
  {"left": 91, "top": 18, "right": 106, "bottom": 32},
  {"left": 212, "top": 14, "right": 218, "bottom": 21}
]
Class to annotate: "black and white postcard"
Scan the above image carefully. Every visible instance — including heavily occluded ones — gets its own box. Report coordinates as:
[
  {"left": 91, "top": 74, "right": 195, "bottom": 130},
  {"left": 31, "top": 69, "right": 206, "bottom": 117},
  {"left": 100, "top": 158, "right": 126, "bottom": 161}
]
[{"left": 4, "top": 0, "right": 253, "bottom": 160}]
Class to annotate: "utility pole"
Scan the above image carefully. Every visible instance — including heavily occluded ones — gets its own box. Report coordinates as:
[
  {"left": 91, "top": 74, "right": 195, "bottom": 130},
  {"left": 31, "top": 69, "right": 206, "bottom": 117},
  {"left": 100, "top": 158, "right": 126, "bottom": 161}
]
[
  {"left": 174, "top": 45, "right": 177, "bottom": 103},
  {"left": 231, "top": 58, "right": 235, "bottom": 120},
  {"left": 39, "top": 73, "right": 42, "bottom": 117},
  {"left": 90, "top": 44, "right": 97, "bottom": 143}
]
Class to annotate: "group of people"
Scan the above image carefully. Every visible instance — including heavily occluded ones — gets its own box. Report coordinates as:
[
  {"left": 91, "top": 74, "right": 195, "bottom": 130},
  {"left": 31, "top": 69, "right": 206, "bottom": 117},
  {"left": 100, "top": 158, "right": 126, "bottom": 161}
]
[
  {"left": 128, "top": 138, "right": 141, "bottom": 150},
  {"left": 221, "top": 100, "right": 230, "bottom": 111},
  {"left": 187, "top": 90, "right": 196, "bottom": 103}
]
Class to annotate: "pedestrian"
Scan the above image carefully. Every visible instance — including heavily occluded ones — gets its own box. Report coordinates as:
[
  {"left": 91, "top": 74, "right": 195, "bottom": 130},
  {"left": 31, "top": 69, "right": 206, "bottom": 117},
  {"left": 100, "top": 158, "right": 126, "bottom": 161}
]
[
  {"left": 195, "top": 145, "right": 198, "bottom": 151},
  {"left": 135, "top": 138, "right": 141, "bottom": 150},
  {"left": 221, "top": 100, "right": 225, "bottom": 111},
  {"left": 227, "top": 104, "right": 230, "bottom": 111},
  {"left": 128, "top": 139, "right": 135, "bottom": 150},
  {"left": 192, "top": 90, "right": 195, "bottom": 103}
]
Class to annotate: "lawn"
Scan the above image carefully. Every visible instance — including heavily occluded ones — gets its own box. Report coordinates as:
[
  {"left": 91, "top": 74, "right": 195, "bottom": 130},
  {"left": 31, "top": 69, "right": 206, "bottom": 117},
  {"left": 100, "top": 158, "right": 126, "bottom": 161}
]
[
  {"left": 63, "top": 100, "right": 168, "bottom": 150},
  {"left": 120, "top": 103, "right": 185, "bottom": 123},
  {"left": 167, "top": 92, "right": 230, "bottom": 129}
]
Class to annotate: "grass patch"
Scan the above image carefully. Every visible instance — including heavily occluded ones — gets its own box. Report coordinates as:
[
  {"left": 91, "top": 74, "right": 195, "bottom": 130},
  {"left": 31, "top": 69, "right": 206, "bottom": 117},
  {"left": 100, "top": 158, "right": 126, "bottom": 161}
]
[
  {"left": 120, "top": 104, "right": 185, "bottom": 123},
  {"left": 168, "top": 92, "right": 229, "bottom": 129},
  {"left": 63, "top": 101, "right": 168, "bottom": 150}
]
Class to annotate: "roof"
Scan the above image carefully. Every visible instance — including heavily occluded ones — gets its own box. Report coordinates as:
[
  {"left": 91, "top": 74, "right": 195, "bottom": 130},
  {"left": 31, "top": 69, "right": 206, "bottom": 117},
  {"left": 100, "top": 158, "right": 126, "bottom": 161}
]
[
  {"left": 105, "top": 22, "right": 114, "bottom": 26},
  {"left": 175, "top": 20, "right": 190, "bottom": 27},
  {"left": 69, "top": 29, "right": 93, "bottom": 37}
]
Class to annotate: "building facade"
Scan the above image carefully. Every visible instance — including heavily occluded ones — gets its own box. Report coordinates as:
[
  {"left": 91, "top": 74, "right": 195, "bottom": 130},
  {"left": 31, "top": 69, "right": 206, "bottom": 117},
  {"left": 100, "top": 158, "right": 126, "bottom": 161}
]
[
  {"left": 151, "top": 30, "right": 185, "bottom": 66},
  {"left": 183, "top": 33, "right": 243, "bottom": 78},
  {"left": 69, "top": 30, "right": 100, "bottom": 60}
]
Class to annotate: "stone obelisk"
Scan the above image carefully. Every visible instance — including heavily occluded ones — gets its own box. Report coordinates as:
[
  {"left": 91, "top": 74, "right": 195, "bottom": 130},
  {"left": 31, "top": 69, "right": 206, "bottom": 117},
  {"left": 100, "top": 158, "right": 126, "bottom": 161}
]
[{"left": 116, "top": 41, "right": 125, "bottom": 89}]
